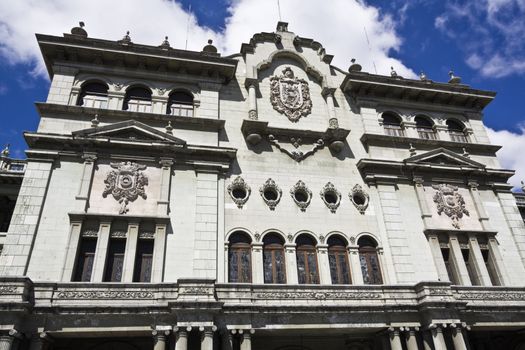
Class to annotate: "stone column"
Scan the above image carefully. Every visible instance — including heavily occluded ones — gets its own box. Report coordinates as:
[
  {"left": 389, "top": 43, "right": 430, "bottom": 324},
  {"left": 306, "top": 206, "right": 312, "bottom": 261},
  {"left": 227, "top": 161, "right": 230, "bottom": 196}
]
[
  {"left": 0, "top": 335, "right": 13, "bottom": 350},
  {"left": 174, "top": 327, "right": 191, "bottom": 350},
  {"left": 467, "top": 234, "right": 492, "bottom": 286},
  {"left": 151, "top": 223, "right": 167, "bottom": 282},
  {"left": 422, "top": 331, "right": 434, "bottom": 350},
  {"left": 240, "top": 329, "right": 255, "bottom": 350},
  {"left": 284, "top": 243, "right": 298, "bottom": 284},
  {"left": 450, "top": 324, "right": 468, "bottom": 350},
  {"left": 429, "top": 324, "right": 447, "bottom": 350},
  {"left": 221, "top": 330, "right": 233, "bottom": 350},
  {"left": 245, "top": 79, "right": 258, "bottom": 120},
  {"left": 92, "top": 220, "right": 112, "bottom": 282},
  {"left": 200, "top": 326, "right": 216, "bottom": 350},
  {"left": 122, "top": 221, "right": 139, "bottom": 282},
  {"left": 487, "top": 237, "right": 510, "bottom": 285},
  {"left": 348, "top": 245, "right": 363, "bottom": 284},
  {"left": 402, "top": 121, "right": 418, "bottom": 138},
  {"left": 388, "top": 328, "right": 403, "bottom": 350},
  {"left": 468, "top": 181, "right": 491, "bottom": 230},
  {"left": 404, "top": 328, "right": 419, "bottom": 350},
  {"left": 152, "top": 96, "right": 169, "bottom": 114},
  {"left": 316, "top": 244, "right": 332, "bottom": 284},
  {"left": 75, "top": 152, "right": 97, "bottom": 211},
  {"left": 61, "top": 220, "right": 83, "bottom": 281},
  {"left": 427, "top": 233, "right": 450, "bottom": 282},
  {"left": 413, "top": 177, "right": 432, "bottom": 227},
  {"left": 158, "top": 159, "right": 173, "bottom": 216},
  {"left": 322, "top": 88, "right": 338, "bottom": 128},
  {"left": 69, "top": 86, "right": 81, "bottom": 105},
  {"left": 448, "top": 233, "right": 472, "bottom": 285},
  {"left": 252, "top": 242, "right": 264, "bottom": 284},
  {"left": 153, "top": 330, "right": 170, "bottom": 350},
  {"left": 435, "top": 124, "right": 450, "bottom": 141}
]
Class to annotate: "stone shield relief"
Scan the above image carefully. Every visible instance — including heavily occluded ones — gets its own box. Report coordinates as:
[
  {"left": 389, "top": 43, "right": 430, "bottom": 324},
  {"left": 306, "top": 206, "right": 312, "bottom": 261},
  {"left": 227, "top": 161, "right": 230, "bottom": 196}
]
[
  {"left": 432, "top": 184, "right": 469, "bottom": 229},
  {"left": 270, "top": 67, "right": 312, "bottom": 122},
  {"left": 102, "top": 161, "right": 148, "bottom": 214}
]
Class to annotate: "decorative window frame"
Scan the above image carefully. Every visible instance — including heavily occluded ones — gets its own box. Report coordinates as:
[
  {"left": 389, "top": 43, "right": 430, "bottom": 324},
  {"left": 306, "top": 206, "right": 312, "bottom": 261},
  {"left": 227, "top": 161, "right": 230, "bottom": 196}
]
[
  {"left": 290, "top": 180, "right": 312, "bottom": 212},
  {"left": 259, "top": 178, "right": 282, "bottom": 210},
  {"left": 227, "top": 176, "right": 251, "bottom": 208},
  {"left": 319, "top": 182, "right": 341, "bottom": 213},
  {"left": 349, "top": 184, "right": 370, "bottom": 214}
]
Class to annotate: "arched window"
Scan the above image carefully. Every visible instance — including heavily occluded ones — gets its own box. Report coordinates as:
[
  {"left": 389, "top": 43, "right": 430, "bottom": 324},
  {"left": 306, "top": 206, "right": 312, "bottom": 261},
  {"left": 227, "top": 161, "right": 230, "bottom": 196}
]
[
  {"left": 296, "top": 234, "right": 319, "bottom": 284},
  {"left": 77, "top": 81, "right": 108, "bottom": 108},
  {"left": 228, "top": 232, "right": 252, "bottom": 283},
  {"left": 328, "top": 235, "right": 351, "bottom": 284},
  {"left": 447, "top": 119, "right": 468, "bottom": 142},
  {"left": 123, "top": 86, "right": 152, "bottom": 113},
  {"left": 415, "top": 115, "right": 437, "bottom": 140},
  {"left": 382, "top": 112, "right": 404, "bottom": 137},
  {"left": 358, "top": 236, "right": 383, "bottom": 284},
  {"left": 263, "top": 233, "right": 286, "bottom": 284},
  {"left": 167, "top": 91, "right": 194, "bottom": 117}
]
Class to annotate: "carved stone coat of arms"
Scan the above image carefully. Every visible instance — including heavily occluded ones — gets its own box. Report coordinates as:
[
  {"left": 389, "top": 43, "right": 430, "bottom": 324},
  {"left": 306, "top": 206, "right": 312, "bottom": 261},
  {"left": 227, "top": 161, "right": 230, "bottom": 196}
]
[
  {"left": 102, "top": 161, "right": 148, "bottom": 214},
  {"left": 432, "top": 184, "right": 469, "bottom": 228},
  {"left": 270, "top": 67, "right": 312, "bottom": 122}
]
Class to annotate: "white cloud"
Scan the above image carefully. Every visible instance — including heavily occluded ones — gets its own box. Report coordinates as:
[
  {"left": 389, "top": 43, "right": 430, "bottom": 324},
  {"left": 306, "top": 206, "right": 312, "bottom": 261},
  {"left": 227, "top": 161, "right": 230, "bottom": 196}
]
[
  {"left": 0, "top": 0, "right": 414, "bottom": 79},
  {"left": 436, "top": 0, "right": 525, "bottom": 78},
  {"left": 487, "top": 125, "right": 525, "bottom": 190}
]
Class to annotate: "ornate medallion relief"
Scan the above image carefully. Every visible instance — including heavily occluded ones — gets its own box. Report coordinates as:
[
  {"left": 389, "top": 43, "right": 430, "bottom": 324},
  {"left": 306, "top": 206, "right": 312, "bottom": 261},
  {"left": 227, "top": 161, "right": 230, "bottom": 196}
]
[
  {"left": 102, "top": 161, "right": 148, "bottom": 214},
  {"left": 349, "top": 184, "right": 370, "bottom": 214},
  {"left": 290, "top": 180, "right": 312, "bottom": 211},
  {"left": 270, "top": 67, "right": 312, "bottom": 122},
  {"left": 432, "top": 184, "right": 469, "bottom": 229},
  {"left": 320, "top": 182, "right": 341, "bottom": 213},
  {"left": 260, "top": 178, "right": 282, "bottom": 210},
  {"left": 227, "top": 176, "right": 251, "bottom": 208}
]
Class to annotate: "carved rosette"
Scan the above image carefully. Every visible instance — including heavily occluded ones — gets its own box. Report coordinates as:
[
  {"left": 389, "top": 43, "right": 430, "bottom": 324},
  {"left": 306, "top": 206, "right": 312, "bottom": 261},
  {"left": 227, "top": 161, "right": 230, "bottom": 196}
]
[
  {"left": 227, "top": 176, "right": 251, "bottom": 208},
  {"left": 349, "top": 184, "right": 370, "bottom": 214},
  {"left": 290, "top": 180, "right": 312, "bottom": 211},
  {"left": 432, "top": 184, "right": 469, "bottom": 229},
  {"left": 270, "top": 67, "right": 312, "bottom": 122},
  {"left": 320, "top": 182, "right": 341, "bottom": 213},
  {"left": 102, "top": 161, "right": 148, "bottom": 214},
  {"left": 259, "top": 178, "right": 282, "bottom": 210}
]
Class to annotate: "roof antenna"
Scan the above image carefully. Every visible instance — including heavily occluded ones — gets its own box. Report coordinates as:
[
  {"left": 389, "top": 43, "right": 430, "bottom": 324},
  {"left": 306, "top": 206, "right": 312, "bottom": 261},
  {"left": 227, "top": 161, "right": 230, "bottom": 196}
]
[
  {"left": 363, "top": 26, "right": 378, "bottom": 74},
  {"left": 277, "top": 0, "right": 282, "bottom": 21},
  {"left": 185, "top": 4, "right": 192, "bottom": 50}
]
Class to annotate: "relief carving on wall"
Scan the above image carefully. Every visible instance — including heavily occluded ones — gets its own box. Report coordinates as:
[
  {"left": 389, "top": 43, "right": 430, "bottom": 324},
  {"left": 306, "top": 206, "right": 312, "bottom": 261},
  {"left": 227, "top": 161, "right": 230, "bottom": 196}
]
[
  {"left": 268, "top": 134, "right": 324, "bottom": 162},
  {"left": 227, "top": 176, "right": 251, "bottom": 208},
  {"left": 432, "top": 184, "right": 469, "bottom": 229},
  {"left": 270, "top": 67, "right": 312, "bottom": 122},
  {"left": 349, "top": 184, "right": 370, "bottom": 214},
  {"left": 102, "top": 161, "right": 148, "bottom": 214}
]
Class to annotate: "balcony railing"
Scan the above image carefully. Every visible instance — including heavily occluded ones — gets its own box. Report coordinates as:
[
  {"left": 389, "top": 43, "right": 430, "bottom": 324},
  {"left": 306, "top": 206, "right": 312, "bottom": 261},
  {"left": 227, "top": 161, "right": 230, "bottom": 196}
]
[
  {"left": 126, "top": 99, "right": 152, "bottom": 113},
  {"left": 169, "top": 104, "right": 194, "bottom": 117},
  {"left": 81, "top": 94, "right": 108, "bottom": 109},
  {"left": 449, "top": 131, "right": 468, "bottom": 143},
  {"left": 0, "top": 159, "right": 26, "bottom": 173},
  {"left": 417, "top": 128, "right": 437, "bottom": 140},
  {"left": 383, "top": 125, "right": 405, "bottom": 137}
]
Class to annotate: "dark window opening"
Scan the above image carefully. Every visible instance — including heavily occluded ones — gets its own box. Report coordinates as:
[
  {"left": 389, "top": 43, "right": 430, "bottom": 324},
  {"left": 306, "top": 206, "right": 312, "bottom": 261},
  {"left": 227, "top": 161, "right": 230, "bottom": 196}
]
[
  {"left": 167, "top": 91, "right": 194, "bottom": 117},
  {"left": 123, "top": 86, "right": 152, "bottom": 111},
  {"left": 263, "top": 189, "right": 278, "bottom": 201},
  {"left": 358, "top": 236, "right": 383, "bottom": 284},
  {"left": 296, "top": 235, "right": 319, "bottom": 284},
  {"left": 415, "top": 115, "right": 437, "bottom": 140},
  {"left": 104, "top": 239, "right": 126, "bottom": 282},
  {"left": 263, "top": 233, "right": 286, "bottom": 284},
  {"left": 0, "top": 196, "right": 16, "bottom": 232},
  {"left": 382, "top": 112, "right": 404, "bottom": 137},
  {"left": 77, "top": 82, "right": 109, "bottom": 107},
  {"left": 231, "top": 188, "right": 247, "bottom": 200},
  {"left": 133, "top": 239, "right": 153, "bottom": 282},
  {"left": 324, "top": 191, "right": 338, "bottom": 204},
  {"left": 73, "top": 238, "right": 97, "bottom": 282},
  {"left": 294, "top": 190, "right": 309, "bottom": 203},
  {"left": 228, "top": 232, "right": 252, "bottom": 283},
  {"left": 447, "top": 119, "right": 468, "bottom": 143},
  {"left": 353, "top": 194, "right": 366, "bottom": 205},
  {"left": 328, "top": 236, "right": 351, "bottom": 284}
]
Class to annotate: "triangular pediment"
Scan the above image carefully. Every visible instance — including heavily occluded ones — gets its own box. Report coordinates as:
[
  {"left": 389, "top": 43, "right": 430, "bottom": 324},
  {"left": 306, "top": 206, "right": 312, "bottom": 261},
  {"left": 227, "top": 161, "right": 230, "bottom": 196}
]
[
  {"left": 404, "top": 148, "right": 485, "bottom": 168},
  {"left": 72, "top": 120, "right": 186, "bottom": 145}
]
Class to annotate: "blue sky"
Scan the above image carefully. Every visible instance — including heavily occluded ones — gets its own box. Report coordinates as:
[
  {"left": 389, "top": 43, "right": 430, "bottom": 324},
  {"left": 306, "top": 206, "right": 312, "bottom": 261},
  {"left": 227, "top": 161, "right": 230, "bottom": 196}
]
[{"left": 0, "top": 0, "right": 524, "bottom": 186}]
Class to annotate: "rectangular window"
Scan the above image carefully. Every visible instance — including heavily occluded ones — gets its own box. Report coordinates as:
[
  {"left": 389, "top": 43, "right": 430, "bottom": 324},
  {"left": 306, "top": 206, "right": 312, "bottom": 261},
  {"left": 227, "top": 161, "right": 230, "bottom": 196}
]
[
  {"left": 481, "top": 248, "right": 500, "bottom": 286},
  {"left": 104, "top": 239, "right": 126, "bottom": 282},
  {"left": 73, "top": 238, "right": 97, "bottom": 282},
  {"left": 133, "top": 239, "right": 154, "bottom": 282},
  {"left": 462, "top": 248, "right": 479, "bottom": 286},
  {"left": 441, "top": 247, "right": 458, "bottom": 284}
]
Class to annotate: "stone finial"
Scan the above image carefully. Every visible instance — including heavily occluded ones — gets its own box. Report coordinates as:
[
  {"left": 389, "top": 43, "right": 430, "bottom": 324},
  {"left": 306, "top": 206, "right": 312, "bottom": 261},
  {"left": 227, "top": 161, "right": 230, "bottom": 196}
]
[
  {"left": 448, "top": 70, "right": 462, "bottom": 84},
  {"left": 420, "top": 71, "right": 429, "bottom": 81},
  {"left": 1, "top": 144, "right": 9, "bottom": 157},
  {"left": 202, "top": 39, "right": 218, "bottom": 54},
  {"left": 165, "top": 121, "right": 173, "bottom": 135},
  {"left": 91, "top": 114, "right": 100, "bottom": 128},
  {"left": 276, "top": 21, "right": 289, "bottom": 32},
  {"left": 70, "top": 21, "right": 88, "bottom": 37},
  {"left": 348, "top": 58, "right": 362, "bottom": 72},
  {"left": 390, "top": 66, "right": 398, "bottom": 77},
  {"left": 462, "top": 147, "right": 470, "bottom": 158},
  {"left": 119, "top": 31, "right": 132, "bottom": 45},
  {"left": 409, "top": 143, "right": 416, "bottom": 156},
  {"left": 159, "top": 36, "right": 170, "bottom": 49}
]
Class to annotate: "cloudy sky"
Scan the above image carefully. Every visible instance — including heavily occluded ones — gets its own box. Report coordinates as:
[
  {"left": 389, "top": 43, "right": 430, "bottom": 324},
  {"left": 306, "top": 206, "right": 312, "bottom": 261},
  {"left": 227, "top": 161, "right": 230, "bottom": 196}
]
[{"left": 0, "top": 0, "right": 524, "bottom": 188}]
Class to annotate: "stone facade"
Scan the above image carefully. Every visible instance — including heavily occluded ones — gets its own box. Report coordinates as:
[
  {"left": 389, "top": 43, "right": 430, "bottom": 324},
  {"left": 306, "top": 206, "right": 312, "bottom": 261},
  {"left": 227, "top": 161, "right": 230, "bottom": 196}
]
[{"left": 1, "top": 21, "right": 525, "bottom": 350}]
